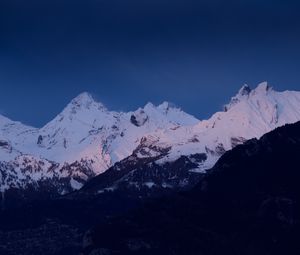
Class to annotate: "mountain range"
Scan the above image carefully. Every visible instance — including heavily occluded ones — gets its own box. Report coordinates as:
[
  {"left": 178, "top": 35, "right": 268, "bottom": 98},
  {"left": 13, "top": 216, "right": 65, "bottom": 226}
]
[
  {"left": 1, "top": 108, "right": 300, "bottom": 255},
  {"left": 1, "top": 83, "right": 300, "bottom": 254},
  {"left": 1, "top": 82, "right": 300, "bottom": 197}
]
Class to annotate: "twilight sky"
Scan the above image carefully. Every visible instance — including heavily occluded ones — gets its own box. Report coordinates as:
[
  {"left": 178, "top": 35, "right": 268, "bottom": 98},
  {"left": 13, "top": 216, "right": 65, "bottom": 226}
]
[{"left": 1, "top": 0, "right": 300, "bottom": 127}]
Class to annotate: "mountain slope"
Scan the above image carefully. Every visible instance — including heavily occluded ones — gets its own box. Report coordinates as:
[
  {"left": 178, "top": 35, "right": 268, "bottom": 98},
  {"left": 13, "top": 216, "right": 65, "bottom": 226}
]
[{"left": 83, "top": 121, "right": 300, "bottom": 255}]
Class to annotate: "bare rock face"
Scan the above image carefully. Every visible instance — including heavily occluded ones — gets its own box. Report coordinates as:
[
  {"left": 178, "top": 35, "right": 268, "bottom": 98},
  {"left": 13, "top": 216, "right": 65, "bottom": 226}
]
[{"left": 130, "top": 110, "right": 148, "bottom": 127}]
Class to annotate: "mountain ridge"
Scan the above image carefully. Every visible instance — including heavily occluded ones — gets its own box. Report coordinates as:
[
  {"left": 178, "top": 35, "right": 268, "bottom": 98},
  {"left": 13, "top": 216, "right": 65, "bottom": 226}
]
[{"left": 1, "top": 82, "right": 300, "bottom": 195}]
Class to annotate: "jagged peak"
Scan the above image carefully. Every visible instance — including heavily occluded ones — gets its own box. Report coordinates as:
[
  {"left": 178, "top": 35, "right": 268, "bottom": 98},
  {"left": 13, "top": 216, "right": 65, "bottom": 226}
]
[
  {"left": 157, "top": 101, "right": 178, "bottom": 112},
  {"left": 224, "top": 81, "right": 272, "bottom": 112},
  {"left": 237, "top": 84, "right": 251, "bottom": 97},
  {"left": 68, "top": 92, "right": 106, "bottom": 111},
  {"left": 71, "top": 92, "right": 94, "bottom": 104},
  {"left": 252, "top": 81, "right": 272, "bottom": 94},
  {"left": 143, "top": 102, "right": 179, "bottom": 113},
  {"left": 143, "top": 102, "right": 156, "bottom": 111},
  {"left": 224, "top": 82, "right": 272, "bottom": 111},
  {"left": 158, "top": 101, "right": 170, "bottom": 109},
  {"left": 224, "top": 84, "right": 251, "bottom": 111}
]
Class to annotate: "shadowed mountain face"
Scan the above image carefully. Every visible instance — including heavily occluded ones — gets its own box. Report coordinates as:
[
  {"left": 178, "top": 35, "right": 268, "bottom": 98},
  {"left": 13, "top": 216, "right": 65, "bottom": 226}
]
[{"left": 82, "top": 122, "right": 300, "bottom": 255}]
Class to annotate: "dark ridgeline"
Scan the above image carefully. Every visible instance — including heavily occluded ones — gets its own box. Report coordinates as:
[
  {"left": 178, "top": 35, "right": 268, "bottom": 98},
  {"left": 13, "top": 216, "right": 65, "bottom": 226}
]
[{"left": 82, "top": 121, "right": 300, "bottom": 255}]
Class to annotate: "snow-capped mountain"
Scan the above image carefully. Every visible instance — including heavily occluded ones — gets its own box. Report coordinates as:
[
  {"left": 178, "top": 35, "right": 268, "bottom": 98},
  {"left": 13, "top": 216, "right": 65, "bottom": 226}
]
[
  {"left": 1, "top": 82, "right": 300, "bottom": 194},
  {"left": 0, "top": 92, "right": 199, "bottom": 193},
  {"left": 140, "top": 82, "right": 300, "bottom": 172}
]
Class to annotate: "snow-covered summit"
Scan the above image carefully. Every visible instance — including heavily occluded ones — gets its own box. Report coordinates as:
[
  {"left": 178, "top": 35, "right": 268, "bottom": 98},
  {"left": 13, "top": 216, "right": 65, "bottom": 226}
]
[
  {"left": 68, "top": 92, "right": 106, "bottom": 111},
  {"left": 0, "top": 92, "right": 199, "bottom": 184},
  {"left": 51, "top": 92, "right": 108, "bottom": 123},
  {"left": 238, "top": 84, "right": 252, "bottom": 96},
  {"left": 132, "top": 82, "right": 300, "bottom": 171},
  {"left": 133, "top": 101, "right": 199, "bottom": 127},
  {"left": 224, "top": 82, "right": 272, "bottom": 111},
  {"left": 253, "top": 81, "right": 272, "bottom": 94}
]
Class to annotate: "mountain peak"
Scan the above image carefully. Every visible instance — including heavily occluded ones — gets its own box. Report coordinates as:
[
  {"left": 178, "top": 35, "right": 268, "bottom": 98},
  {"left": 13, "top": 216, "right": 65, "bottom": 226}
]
[
  {"left": 253, "top": 81, "right": 272, "bottom": 94},
  {"left": 224, "top": 84, "right": 252, "bottom": 111},
  {"left": 143, "top": 102, "right": 156, "bottom": 110},
  {"left": 157, "top": 101, "right": 178, "bottom": 112},
  {"left": 71, "top": 92, "right": 94, "bottom": 104},
  {"left": 237, "top": 84, "right": 251, "bottom": 97},
  {"left": 143, "top": 102, "right": 178, "bottom": 113},
  {"left": 69, "top": 92, "right": 106, "bottom": 111},
  {"left": 158, "top": 101, "right": 170, "bottom": 109},
  {"left": 224, "top": 82, "right": 272, "bottom": 111}
]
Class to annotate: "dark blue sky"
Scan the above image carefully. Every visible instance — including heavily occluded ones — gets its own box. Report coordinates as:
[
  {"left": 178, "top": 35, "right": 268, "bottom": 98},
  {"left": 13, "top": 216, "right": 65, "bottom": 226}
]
[{"left": 1, "top": 0, "right": 300, "bottom": 127}]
